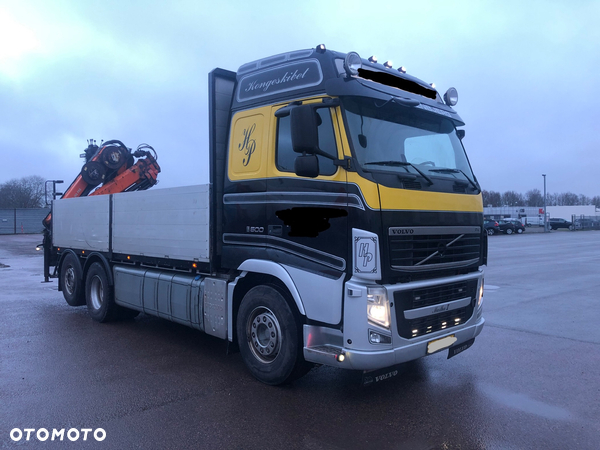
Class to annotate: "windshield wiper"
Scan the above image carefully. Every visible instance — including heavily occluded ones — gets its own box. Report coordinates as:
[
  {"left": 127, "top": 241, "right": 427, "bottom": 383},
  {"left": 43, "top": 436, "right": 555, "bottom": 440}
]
[
  {"left": 429, "top": 168, "right": 480, "bottom": 192},
  {"left": 364, "top": 161, "right": 433, "bottom": 185}
]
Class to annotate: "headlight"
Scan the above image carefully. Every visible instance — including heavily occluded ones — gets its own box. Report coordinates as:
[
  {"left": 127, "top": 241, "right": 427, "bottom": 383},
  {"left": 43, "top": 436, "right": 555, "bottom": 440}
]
[{"left": 367, "top": 287, "right": 390, "bottom": 329}]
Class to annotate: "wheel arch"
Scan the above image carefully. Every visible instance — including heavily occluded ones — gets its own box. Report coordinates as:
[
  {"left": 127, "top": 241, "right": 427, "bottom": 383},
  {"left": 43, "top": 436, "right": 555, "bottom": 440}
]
[
  {"left": 83, "top": 253, "right": 114, "bottom": 287},
  {"left": 228, "top": 260, "right": 306, "bottom": 343}
]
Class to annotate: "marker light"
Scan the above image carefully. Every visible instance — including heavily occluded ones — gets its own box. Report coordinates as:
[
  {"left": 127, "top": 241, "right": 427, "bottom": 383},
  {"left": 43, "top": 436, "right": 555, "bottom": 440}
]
[
  {"left": 344, "top": 52, "right": 362, "bottom": 77},
  {"left": 35, "top": 246, "right": 41, "bottom": 251},
  {"left": 397, "top": 66, "right": 407, "bottom": 74},
  {"left": 444, "top": 87, "right": 459, "bottom": 106},
  {"left": 338, "top": 353, "right": 346, "bottom": 362},
  {"left": 430, "top": 82, "right": 436, "bottom": 89},
  {"left": 368, "top": 55, "right": 378, "bottom": 63},
  {"left": 478, "top": 279, "right": 485, "bottom": 307},
  {"left": 316, "top": 44, "right": 326, "bottom": 53},
  {"left": 383, "top": 61, "right": 393, "bottom": 69}
]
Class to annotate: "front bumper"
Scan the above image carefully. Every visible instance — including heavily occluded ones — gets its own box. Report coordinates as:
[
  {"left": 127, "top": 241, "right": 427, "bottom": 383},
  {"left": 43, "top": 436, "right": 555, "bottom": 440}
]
[{"left": 304, "top": 270, "right": 485, "bottom": 370}]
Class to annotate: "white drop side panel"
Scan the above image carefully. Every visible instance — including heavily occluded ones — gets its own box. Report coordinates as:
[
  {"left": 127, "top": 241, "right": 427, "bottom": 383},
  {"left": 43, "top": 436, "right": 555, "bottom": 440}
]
[
  {"left": 112, "top": 185, "right": 210, "bottom": 262},
  {"left": 52, "top": 195, "right": 110, "bottom": 251}
]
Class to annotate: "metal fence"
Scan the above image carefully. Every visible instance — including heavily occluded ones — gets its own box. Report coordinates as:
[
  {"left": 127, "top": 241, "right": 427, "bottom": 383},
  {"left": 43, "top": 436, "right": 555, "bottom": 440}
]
[
  {"left": 571, "top": 215, "right": 600, "bottom": 231},
  {"left": 0, "top": 208, "right": 50, "bottom": 234}
]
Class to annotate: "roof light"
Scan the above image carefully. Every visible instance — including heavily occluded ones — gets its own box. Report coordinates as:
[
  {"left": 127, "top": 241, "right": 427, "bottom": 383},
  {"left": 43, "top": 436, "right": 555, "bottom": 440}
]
[
  {"left": 344, "top": 52, "right": 362, "bottom": 77},
  {"left": 397, "top": 66, "right": 407, "bottom": 73},
  {"left": 430, "top": 82, "right": 436, "bottom": 89},
  {"left": 443, "top": 87, "right": 459, "bottom": 106},
  {"left": 315, "top": 44, "right": 326, "bottom": 53},
  {"left": 383, "top": 61, "right": 393, "bottom": 69},
  {"left": 368, "top": 55, "right": 378, "bottom": 63}
]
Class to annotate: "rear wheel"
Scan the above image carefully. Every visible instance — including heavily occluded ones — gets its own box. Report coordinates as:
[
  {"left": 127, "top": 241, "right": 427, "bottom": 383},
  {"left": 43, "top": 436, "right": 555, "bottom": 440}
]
[
  {"left": 517, "top": 228, "right": 523, "bottom": 234},
  {"left": 506, "top": 228, "right": 513, "bottom": 235},
  {"left": 61, "top": 253, "right": 85, "bottom": 306},
  {"left": 486, "top": 229, "right": 494, "bottom": 236},
  {"left": 85, "top": 262, "right": 118, "bottom": 322},
  {"left": 237, "top": 285, "right": 312, "bottom": 385}
]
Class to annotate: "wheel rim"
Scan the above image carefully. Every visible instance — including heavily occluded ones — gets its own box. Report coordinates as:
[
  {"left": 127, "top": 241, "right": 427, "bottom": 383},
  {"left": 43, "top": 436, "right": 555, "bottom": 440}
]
[
  {"left": 246, "top": 306, "right": 282, "bottom": 364},
  {"left": 64, "top": 267, "right": 76, "bottom": 295},
  {"left": 487, "top": 229, "right": 493, "bottom": 236},
  {"left": 89, "top": 275, "right": 104, "bottom": 310}
]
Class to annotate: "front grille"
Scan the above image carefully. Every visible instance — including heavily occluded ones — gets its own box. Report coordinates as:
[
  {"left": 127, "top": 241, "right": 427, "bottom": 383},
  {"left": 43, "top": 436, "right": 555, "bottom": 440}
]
[
  {"left": 389, "top": 226, "right": 481, "bottom": 271},
  {"left": 394, "top": 279, "right": 477, "bottom": 339}
]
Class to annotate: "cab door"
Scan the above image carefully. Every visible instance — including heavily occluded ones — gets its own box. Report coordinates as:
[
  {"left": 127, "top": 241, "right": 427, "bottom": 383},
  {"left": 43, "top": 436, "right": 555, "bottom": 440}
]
[{"left": 265, "top": 99, "right": 349, "bottom": 279}]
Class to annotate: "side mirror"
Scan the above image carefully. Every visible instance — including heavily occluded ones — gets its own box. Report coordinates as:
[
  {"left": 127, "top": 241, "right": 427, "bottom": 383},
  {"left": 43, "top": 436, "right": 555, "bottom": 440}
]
[
  {"left": 291, "top": 105, "right": 319, "bottom": 154},
  {"left": 294, "top": 154, "right": 319, "bottom": 178},
  {"left": 456, "top": 129, "right": 465, "bottom": 140}
]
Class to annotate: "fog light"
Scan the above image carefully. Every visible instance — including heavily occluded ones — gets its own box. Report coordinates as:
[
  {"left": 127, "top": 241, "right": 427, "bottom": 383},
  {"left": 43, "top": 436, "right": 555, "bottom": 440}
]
[
  {"left": 369, "top": 330, "right": 392, "bottom": 344},
  {"left": 444, "top": 87, "right": 459, "bottom": 106},
  {"left": 344, "top": 52, "right": 362, "bottom": 77}
]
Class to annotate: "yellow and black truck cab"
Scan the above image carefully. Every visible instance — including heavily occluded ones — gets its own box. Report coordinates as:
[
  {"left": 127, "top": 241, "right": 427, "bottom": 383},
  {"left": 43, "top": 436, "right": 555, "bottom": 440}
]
[{"left": 210, "top": 45, "right": 486, "bottom": 381}]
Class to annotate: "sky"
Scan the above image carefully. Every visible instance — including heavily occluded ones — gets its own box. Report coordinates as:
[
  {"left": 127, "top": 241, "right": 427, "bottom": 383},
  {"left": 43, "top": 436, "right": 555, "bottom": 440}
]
[{"left": 1, "top": 0, "right": 599, "bottom": 197}]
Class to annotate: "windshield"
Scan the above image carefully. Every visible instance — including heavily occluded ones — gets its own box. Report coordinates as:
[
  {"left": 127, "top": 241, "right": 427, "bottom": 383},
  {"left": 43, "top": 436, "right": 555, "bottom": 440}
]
[{"left": 342, "top": 97, "right": 476, "bottom": 185}]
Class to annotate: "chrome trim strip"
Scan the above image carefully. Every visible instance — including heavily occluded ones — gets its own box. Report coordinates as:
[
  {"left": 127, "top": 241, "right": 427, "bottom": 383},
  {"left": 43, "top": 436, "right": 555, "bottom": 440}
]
[
  {"left": 223, "top": 233, "right": 346, "bottom": 271},
  {"left": 404, "top": 296, "right": 472, "bottom": 320},
  {"left": 224, "top": 191, "right": 364, "bottom": 210},
  {"left": 392, "top": 257, "right": 480, "bottom": 271},
  {"left": 389, "top": 226, "right": 481, "bottom": 236}
]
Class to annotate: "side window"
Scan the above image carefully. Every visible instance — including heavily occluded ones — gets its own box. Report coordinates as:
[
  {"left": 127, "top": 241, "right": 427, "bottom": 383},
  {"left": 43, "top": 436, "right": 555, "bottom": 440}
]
[{"left": 276, "top": 108, "right": 337, "bottom": 176}]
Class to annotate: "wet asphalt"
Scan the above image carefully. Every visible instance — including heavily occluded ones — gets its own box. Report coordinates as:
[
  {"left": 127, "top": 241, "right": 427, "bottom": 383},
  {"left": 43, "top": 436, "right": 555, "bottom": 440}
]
[{"left": 1, "top": 231, "right": 599, "bottom": 449}]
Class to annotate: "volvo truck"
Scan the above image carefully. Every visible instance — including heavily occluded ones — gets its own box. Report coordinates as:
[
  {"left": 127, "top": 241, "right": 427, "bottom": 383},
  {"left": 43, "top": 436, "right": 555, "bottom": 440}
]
[{"left": 43, "top": 44, "right": 487, "bottom": 385}]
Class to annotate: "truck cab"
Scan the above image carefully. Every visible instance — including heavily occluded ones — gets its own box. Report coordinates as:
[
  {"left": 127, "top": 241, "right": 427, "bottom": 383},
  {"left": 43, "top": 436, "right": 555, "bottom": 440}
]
[{"left": 212, "top": 45, "right": 486, "bottom": 381}]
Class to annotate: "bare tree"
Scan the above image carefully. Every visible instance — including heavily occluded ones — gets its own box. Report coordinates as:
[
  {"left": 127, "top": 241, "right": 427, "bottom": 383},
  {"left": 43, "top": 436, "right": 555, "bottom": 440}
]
[
  {"left": 501, "top": 190, "right": 524, "bottom": 206},
  {"left": 592, "top": 196, "right": 600, "bottom": 208},
  {"left": 482, "top": 190, "right": 502, "bottom": 207},
  {"left": 525, "top": 189, "right": 544, "bottom": 207},
  {"left": 0, "top": 176, "right": 46, "bottom": 208},
  {"left": 578, "top": 194, "right": 591, "bottom": 205},
  {"left": 556, "top": 192, "right": 579, "bottom": 206}
]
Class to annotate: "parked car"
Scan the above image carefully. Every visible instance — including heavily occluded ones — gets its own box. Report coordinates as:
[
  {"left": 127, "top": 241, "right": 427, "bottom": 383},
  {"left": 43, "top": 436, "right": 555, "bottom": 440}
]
[
  {"left": 548, "top": 218, "right": 574, "bottom": 231},
  {"left": 484, "top": 219, "right": 500, "bottom": 235},
  {"left": 504, "top": 219, "right": 526, "bottom": 234},
  {"left": 497, "top": 220, "right": 516, "bottom": 235}
]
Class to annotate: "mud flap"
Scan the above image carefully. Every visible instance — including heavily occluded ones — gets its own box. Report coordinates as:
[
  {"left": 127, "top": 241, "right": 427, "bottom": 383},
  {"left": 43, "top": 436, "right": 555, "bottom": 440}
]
[{"left": 447, "top": 338, "right": 475, "bottom": 359}]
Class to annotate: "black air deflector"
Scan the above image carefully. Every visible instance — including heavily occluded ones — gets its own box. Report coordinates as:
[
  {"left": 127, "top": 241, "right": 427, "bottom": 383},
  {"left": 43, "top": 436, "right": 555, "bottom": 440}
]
[{"left": 357, "top": 68, "right": 436, "bottom": 100}]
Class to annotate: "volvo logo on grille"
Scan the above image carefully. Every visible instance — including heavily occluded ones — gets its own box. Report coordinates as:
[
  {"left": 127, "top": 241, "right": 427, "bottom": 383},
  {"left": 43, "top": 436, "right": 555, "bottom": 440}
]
[
  {"left": 433, "top": 304, "right": 450, "bottom": 313},
  {"left": 390, "top": 228, "right": 414, "bottom": 235}
]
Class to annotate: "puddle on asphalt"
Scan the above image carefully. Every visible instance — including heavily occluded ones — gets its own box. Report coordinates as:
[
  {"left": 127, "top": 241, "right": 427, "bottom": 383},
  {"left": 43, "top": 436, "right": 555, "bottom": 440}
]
[{"left": 479, "top": 383, "right": 572, "bottom": 420}]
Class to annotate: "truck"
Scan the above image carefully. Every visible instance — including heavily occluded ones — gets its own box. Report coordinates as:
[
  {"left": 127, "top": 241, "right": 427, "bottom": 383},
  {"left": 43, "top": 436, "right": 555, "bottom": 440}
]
[{"left": 42, "top": 44, "right": 487, "bottom": 385}]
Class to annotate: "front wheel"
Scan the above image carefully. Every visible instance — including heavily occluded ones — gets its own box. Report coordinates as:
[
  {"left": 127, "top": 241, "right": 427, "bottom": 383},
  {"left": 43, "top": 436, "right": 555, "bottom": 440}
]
[
  {"left": 237, "top": 285, "right": 312, "bottom": 385},
  {"left": 517, "top": 228, "right": 523, "bottom": 234},
  {"left": 506, "top": 228, "right": 513, "bottom": 235},
  {"left": 486, "top": 229, "right": 494, "bottom": 236}
]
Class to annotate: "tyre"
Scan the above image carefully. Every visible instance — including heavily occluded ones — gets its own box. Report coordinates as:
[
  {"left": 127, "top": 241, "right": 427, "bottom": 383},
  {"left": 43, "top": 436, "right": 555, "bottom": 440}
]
[
  {"left": 60, "top": 253, "right": 85, "bottom": 306},
  {"left": 236, "top": 285, "right": 312, "bottom": 385},
  {"left": 506, "top": 228, "right": 513, "bottom": 235},
  {"left": 85, "top": 262, "right": 118, "bottom": 322}
]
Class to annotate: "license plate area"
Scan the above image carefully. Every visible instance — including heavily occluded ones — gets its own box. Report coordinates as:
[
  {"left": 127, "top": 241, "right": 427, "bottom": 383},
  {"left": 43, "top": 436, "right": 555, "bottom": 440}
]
[{"left": 427, "top": 335, "right": 457, "bottom": 354}]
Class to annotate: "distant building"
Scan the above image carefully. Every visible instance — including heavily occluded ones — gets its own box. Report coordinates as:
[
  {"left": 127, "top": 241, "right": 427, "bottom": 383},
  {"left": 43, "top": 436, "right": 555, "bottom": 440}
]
[{"left": 484, "top": 205, "right": 599, "bottom": 225}]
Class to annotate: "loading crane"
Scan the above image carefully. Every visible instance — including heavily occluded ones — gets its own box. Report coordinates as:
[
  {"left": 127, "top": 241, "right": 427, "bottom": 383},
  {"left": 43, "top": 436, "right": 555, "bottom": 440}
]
[{"left": 41, "top": 140, "right": 161, "bottom": 280}]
